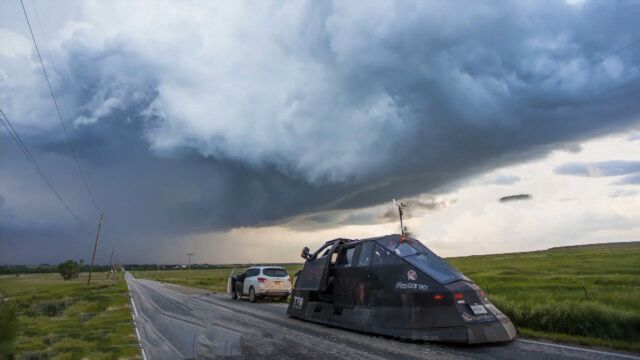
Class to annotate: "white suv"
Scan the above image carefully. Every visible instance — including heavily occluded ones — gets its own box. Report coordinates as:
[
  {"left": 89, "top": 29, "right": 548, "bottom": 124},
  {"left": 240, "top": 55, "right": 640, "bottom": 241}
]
[{"left": 227, "top": 266, "right": 291, "bottom": 302}]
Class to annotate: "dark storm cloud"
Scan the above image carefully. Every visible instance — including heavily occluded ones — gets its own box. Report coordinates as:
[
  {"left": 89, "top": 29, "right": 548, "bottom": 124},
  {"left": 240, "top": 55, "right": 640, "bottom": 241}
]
[
  {"left": 283, "top": 211, "right": 367, "bottom": 232},
  {"left": 1, "top": 115, "right": 359, "bottom": 262},
  {"left": 378, "top": 197, "right": 458, "bottom": 222},
  {"left": 284, "top": 195, "right": 457, "bottom": 231},
  {"left": 2, "top": 0, "right": 640, "bottom": 263}
]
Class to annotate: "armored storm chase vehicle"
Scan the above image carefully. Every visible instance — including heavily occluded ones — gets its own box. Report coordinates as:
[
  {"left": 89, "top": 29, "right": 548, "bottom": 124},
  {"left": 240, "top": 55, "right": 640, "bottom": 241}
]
[{"left": 287, "top": 234, "right": 516, "bottom": 344}]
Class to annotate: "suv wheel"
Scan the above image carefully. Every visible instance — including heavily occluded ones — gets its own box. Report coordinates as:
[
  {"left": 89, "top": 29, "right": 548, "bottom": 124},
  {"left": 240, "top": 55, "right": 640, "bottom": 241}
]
[
  {"left": 249, "top": 287, "right": 256, "bottom": 303},
  {"left": 230, "top": 291, "right": 237, "bottom": 300}
]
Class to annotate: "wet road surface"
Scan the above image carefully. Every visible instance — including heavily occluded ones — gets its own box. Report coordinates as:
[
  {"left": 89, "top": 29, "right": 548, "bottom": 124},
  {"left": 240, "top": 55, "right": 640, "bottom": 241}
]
[{"left": 125, "top": 273, "right": 639, "bottom": 360}]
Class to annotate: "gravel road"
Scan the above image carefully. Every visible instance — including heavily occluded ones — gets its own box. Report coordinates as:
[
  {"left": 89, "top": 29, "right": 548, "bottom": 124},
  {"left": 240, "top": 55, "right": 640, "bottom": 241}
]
[{"left": 125, "top": 273, "right": 639, "bottom": 360}]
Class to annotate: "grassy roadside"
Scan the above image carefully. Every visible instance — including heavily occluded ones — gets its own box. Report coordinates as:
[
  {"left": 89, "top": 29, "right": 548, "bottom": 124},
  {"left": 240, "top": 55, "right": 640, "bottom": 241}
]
[
  {"left": 133, "top": 242, "right": 640, "bottom": 353},
  {"left": 449, "top": 242, "right": 640, "bottom": 352},
  {"left": 0, "top": 272, "right": 140, "bottom": 360}
]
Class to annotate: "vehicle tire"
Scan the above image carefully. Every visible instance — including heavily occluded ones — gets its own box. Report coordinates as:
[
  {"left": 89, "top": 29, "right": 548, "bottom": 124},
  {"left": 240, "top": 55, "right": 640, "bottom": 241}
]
[
  {"left": 230, "top": 291, "right": 237, "bottom": 300},
  {"left": 249, "top": 287, "right": 256, "bottom": 303},
  {"left": 235, "top": 291, "right": 242, "bottom": 300}
]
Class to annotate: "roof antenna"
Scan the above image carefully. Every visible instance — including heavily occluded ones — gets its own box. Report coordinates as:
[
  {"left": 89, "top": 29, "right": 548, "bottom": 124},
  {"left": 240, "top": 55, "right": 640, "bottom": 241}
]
[{"left": 393, "top": 199, "right": 407, "bottom": 236}]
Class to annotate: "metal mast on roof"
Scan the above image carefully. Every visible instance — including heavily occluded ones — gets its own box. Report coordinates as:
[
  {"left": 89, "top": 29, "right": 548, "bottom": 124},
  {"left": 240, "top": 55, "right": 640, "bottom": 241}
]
[{"left": 393, "top": 199, "right": 406, "bottom": 236}]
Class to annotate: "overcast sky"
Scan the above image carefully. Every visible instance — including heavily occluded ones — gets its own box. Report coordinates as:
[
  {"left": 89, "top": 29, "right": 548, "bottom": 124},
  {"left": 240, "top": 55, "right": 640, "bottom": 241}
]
[{"left": 1, "top": 0, "right": 639, "bottom": 265}]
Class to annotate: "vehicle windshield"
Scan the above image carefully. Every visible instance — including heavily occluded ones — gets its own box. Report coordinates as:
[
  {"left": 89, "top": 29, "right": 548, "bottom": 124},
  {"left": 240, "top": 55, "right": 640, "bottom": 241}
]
[
  {"left": 262, "top": 268, "right": 288, "bottom": 277},
  {"left": 377, "top": 238, "right": 469, "bottom": 284}
]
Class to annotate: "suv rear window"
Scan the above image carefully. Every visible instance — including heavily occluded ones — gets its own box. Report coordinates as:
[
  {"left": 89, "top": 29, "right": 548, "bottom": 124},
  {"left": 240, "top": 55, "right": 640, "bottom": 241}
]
[{"left": 262, "top": 268, "right": 288, "bottom": 277}]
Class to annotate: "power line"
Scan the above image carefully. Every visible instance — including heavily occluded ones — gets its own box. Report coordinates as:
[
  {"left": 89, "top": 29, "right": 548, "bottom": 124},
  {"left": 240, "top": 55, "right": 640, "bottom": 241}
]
[
  {"left": 27, "top": 0, "right": 118, "bottom": 263},
  {"left": 0, "top": 108, "right": 89, "bottom": 233},
  {"left": 30, "top": 0, "right": 78, "bottom": 135},
  {"left": 20, "top": 0, "right": 101, "bottom": 213},
  {"left": 551, "top": 39, "right": 640, "bottom": 85},
  {"left": 479, "top": 38, "right": 640, "bottom": 123}
]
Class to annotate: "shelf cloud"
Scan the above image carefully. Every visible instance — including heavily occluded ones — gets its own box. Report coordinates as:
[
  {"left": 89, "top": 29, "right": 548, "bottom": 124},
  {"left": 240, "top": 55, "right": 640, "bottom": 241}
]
[{"left": 1, "top": 0, "right": 640, "bottom": 263}]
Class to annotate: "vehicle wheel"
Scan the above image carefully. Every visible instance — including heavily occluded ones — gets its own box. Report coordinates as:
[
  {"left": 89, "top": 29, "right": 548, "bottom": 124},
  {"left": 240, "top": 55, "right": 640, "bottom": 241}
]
[
  {"left": 235, "top": 291, "right": 242, "bottom": 300},
  {"left": 249, "top": 287, "right": 256, "bottom": 303},
  {"left": 230, "top": 291, "right": 237, "bottom": 300}
]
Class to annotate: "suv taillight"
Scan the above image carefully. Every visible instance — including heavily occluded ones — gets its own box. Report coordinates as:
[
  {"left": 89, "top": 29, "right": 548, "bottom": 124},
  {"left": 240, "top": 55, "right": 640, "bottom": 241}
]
[{"left": 257, "top": 277, "right": 267, "bottom": 283}]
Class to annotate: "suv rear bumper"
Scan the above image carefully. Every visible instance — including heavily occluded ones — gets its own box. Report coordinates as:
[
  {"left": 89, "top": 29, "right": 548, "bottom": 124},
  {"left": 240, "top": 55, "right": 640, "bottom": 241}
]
[{"left": 256, "top": 289, "right": 290, "bottom": 297}]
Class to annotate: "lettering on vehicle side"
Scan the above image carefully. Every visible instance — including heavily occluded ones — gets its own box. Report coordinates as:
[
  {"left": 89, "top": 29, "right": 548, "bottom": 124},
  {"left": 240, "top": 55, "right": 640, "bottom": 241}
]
[
  {"left": 293, "top": 296, "right": 304, "bottom": 308},
  {"left": 395, "top": 281, "right": 429, "bottom": 292}
]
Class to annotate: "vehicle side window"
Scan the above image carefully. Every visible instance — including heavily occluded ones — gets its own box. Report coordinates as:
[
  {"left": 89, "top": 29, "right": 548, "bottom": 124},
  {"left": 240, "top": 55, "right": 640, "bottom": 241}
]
[
  {"left": 352, "top": 244, "right": 362, "bottom": 266},
  {"left": 246, "top": 268, "right": 260, "bottom": 277},
  {"left": 337, "top": 247, "right": 355, "bottom": 267},
  {"left": 404, "top": 254, "right": 470, "bottom": 284},
  {"left": 371, "top": 244, "right": 403, "bottom": 266},
  {"left": 331, "top": 251, "right": 338, "bottom": 264},
  {"left": 356, "top": 242, "right": 374, "bottom": 267},
  {"left": 393, "top": 242, "right": 418, "bottom": 257}
]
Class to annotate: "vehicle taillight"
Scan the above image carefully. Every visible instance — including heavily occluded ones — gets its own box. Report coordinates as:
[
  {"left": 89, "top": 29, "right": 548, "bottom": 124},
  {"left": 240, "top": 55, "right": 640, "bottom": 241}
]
[
  {"left": 433, "top": 294, "right": 444, "bottom": 300},
  {"left": 257, "top": 277, "right": 267, "bottom": 283},
  {"left": 454, "top": 293, "right": 464, "bottom": 300},
  {"left": 479, "top": 290, "right": 485, "bottom": 297}
]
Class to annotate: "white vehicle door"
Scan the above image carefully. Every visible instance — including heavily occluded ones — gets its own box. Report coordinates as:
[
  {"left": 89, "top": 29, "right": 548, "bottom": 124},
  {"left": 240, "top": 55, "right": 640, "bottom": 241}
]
[{"left": 243, "top": 268, "right": 259, "bottom": 294}]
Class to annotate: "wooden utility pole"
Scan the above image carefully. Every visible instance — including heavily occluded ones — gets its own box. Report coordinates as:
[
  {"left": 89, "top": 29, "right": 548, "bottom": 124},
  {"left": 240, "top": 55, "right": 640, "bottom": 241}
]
[
  {"left": 106, "top": 249, "right": 114, "bottom": 280},
  {"left": 87, "top": 212, "right": 104, "bottom": 286}
]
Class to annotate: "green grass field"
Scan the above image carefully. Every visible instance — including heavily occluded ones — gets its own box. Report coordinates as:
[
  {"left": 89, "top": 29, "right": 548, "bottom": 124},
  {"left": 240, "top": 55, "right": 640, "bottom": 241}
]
[
  {"left": 448, "top": 242, "right": 640, "bottom": 352},
  {"left": 0, "top": 272, "right": 140, "bottom": 360},
  {"left": 133, "top": 242, "right": 640, "bottom": 352}
]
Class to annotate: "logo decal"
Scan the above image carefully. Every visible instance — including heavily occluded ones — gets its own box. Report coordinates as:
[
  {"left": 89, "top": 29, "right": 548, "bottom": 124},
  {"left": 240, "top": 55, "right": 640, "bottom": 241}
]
[
  {"left": 407, "top": 269, "right": 417, "bottom": 281},
  {"left": 293, "top": 296, "right": 304, "bottom": 308}
]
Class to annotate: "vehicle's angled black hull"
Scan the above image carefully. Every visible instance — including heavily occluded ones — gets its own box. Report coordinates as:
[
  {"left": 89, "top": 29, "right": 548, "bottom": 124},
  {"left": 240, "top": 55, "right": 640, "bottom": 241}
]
[
  {"left": 287, "top": 293, "right": 516, "bottom": 344},
  {"left": 287, "top": 234, "right": 517, "bottom": 344}
]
